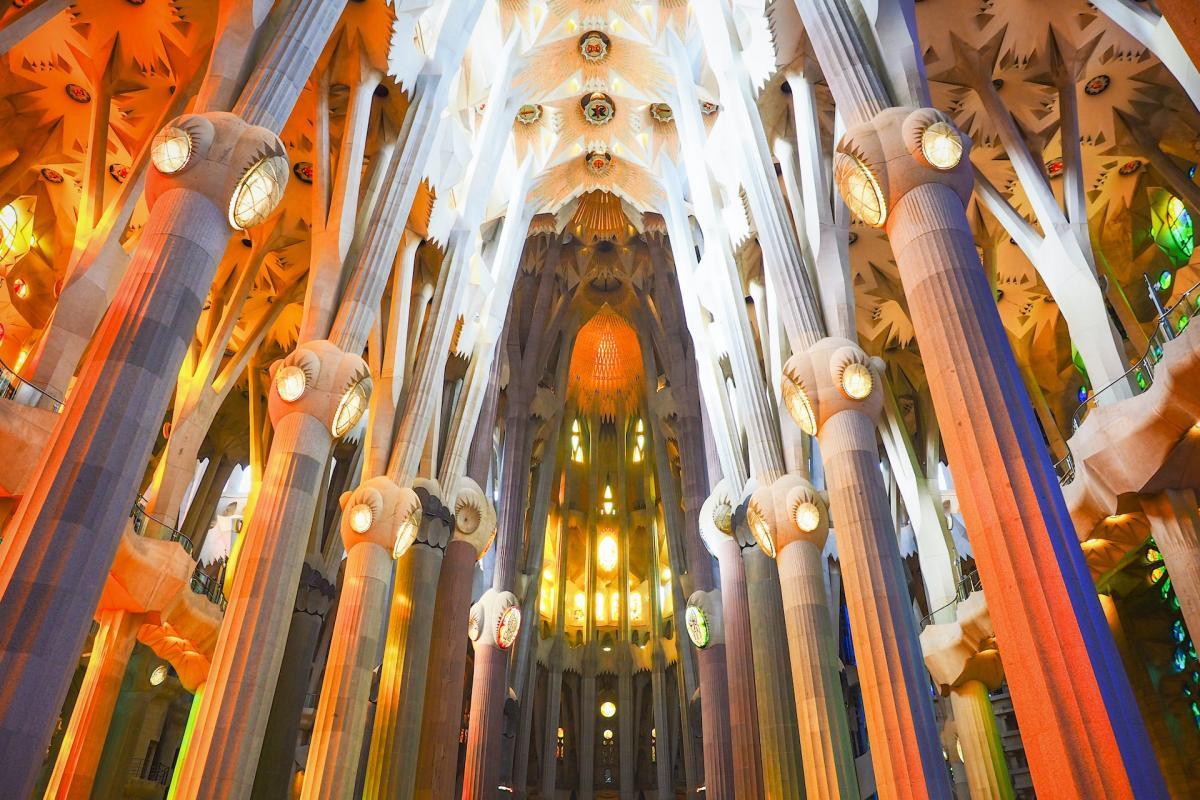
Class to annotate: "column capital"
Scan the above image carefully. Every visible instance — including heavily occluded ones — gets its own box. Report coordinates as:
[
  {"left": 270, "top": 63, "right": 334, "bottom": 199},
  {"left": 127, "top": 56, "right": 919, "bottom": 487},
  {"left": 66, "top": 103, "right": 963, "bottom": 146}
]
[
  {"left": 698, "top": 479, "right": 746, "bottom": 555},
  {"left": 450, "top": 477, "right": 498, "bottom": 557},
  {"left": 747, "top": 473, "right": 830, "bottom": 557},
  {"left": 467, "top": 588, "right": 522, "bottom": 651},
  {"left": 267, "top": 339, "right": 370, "bottom": 434},
  {"left": 684, "top": 588, "right": 724, "bottom": 649},
  {"left": 782, "top": 336, "right": 886, "bottom": 434},
  {"left": 920, "top": 593, "right": 1004, "bottom": 692},
  {"left": 146, "top": 111, "right": 288, "bottom": 228},
  {"left": 338, "top": 476, "right": 422, "bottom": 555}
]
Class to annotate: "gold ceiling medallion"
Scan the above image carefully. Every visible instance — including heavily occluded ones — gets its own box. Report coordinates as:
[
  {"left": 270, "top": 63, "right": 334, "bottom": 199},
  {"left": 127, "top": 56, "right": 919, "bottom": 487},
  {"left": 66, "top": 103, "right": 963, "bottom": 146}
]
[
  {"left": 649, "top": 103, "right": 674, "bottom": 123},
  {"left": 585, "top": 150, "right": 613, "bottom": 176},
  {"left": 582, "top": 92, "right": 616, "bottom": 125},
  {"left": 516, "top": 104, "right": 543, "bottom": 125},
  {"left": 579, "top": 31, "right": 610, "bottom": 62}
]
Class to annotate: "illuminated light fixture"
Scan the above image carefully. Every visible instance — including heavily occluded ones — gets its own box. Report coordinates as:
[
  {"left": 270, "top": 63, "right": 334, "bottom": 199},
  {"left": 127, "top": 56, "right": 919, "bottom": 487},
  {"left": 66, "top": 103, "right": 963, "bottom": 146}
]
[
  {"left": 601, "top": 483, "right": 616, "bottom": 516},
  {"left": 149, "top": 664, "right": 169, "bottom": 686},
  {"left": 557, "top": 727, "right": 565, "bottom": 738},
  {"left": 746, "top": 505, "right": 775, "bottom": 558},
  {"left": 151, "top": 126, "right": 193, "bottom": 174},
  {"left": 603, "top": 729, "right": 614, "bottom": 741},
  {"left": 795, "top": 501, "right": 822, "bottom": 533},
  {"left": 840, "top": 362, "right": 874, "bottom": 400},
  {"left": 921, "top": 121, "right": 963, "bottom": 170},
  {"left": 598, "top": 534, "right": 618, "bottom": 572},
  {"left": 661, "top": 567, "right": 671, "bottom": 582},
  {"left": 275, "top": 365, "right": 307, "bottom": 402},
  {"left": 781, "top": 375, "right": 817, "bottom": 435},
  {"left": 332, "top": 378, "right": 370, "bottom": 437},
  {"left": 834, "top": 153, "right": 886, "bottom": 227},
  {"left": 685, "top": 605, "right": 710, "bottom": 648},
  {"left": 600, "top": 701, "right": 617, "bottom": 718},
  {"left": 348, "top": 503, "right": 374, "bottom": 534},
  {"left": 497, "top": 606, "right": 522, "bottom": 649},
  {"left": 392, "top": 506, "right": 421, "bottom": 559},
  {"left": 543, "top": 567, "right": 554, "bottom": 581},
  {"left": 228, "top": 155, "right": 288, "bottom": 231}
]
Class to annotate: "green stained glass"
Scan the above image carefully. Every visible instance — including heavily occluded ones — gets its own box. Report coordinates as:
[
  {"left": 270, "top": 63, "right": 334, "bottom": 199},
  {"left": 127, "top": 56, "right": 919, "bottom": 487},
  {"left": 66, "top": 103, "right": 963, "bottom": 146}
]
[
  {"left": 1146, "top": 548, "right": 1163, "bottom": 564},
  {"left": 1174, "top": 620, "right": 1187, "bottom": 643},
  {"left": 1151, "top": 194, "right": 1195, "bottom": 265},
  {"left": 1152, "top": 566, "right": 1168, "bottom": 584},
  {"left": 1158, "top": 270, "right": 1174, "bottom": 292},
  {"left": 1161, "top": 577, "right": 1174, "bottom": 600},
  {"left": 1175, "top": 647, "right": 1188, "bottom": 672},
  {"left": 1178, "top": 314, "right": 1190, "bottom": 333},
  {"left": 1136, "top": 371, "right": 1148, "bottom": 391}
]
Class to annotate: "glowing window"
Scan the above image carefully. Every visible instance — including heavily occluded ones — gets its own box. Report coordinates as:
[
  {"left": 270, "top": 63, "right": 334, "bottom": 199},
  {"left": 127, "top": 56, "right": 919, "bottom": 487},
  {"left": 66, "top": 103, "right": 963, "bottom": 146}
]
[{"left": 598, "top": 534, "right": 618, "bottom": 572}]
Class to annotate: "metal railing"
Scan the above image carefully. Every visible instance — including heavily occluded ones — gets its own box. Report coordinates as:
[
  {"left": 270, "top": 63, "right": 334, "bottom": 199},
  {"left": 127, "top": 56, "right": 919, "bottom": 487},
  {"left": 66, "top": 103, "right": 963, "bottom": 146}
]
[
  {"left": 1053, "top": 450, "right": 1075, "bottom": 486},
  {"left": 1071, "top": 280, "right": 1199, "bottom": 431},
  {"left": 127, "top": 758, "right": 172, "bottom": 785},
  {"left": 920, "top": 569, "right": 982, "bottom": 629},
  {"left": 131, "top": 499, "right": 226, "bottom": 609},
  {"left": 0, "top": 356, "right": 63, "bottom": 411}
]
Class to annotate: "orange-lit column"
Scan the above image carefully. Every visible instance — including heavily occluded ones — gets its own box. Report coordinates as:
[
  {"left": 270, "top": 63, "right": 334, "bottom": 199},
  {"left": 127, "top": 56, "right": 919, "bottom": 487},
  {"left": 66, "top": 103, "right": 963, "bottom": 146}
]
[
  {"left": 301, "top": 479, "right": 421, "bottom": 798},
  {"left": 750, "top": 476, "right": 859, "bottom": 799},
  {"left": 0, "top": 113, "right": 286, "bottom": 796}
]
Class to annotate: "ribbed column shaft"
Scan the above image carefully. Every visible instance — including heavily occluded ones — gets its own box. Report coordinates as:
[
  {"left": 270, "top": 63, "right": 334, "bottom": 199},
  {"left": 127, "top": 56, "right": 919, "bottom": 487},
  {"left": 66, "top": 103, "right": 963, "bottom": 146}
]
[
  {"left": 650, "top": 657, "right": 673, "bottom": 797},
  {"left": 232, "top": 0, "right": 349, "bottom": 133},
  {"left": 414, "top": 539, "right": 479, "bottom": 799},
  {"left": 819, "top": 409, "right": 950, "bottom": 799},
  {"left": 743, "top": 547, "right": 806, "bottom": 798},
  {"left": 363, "top": 541, "right": 445, "bottom": 797},
  {"left": 580, "top": 665, "right": 597, "bottom": 800},
  {"left": 44, "top": 608, "right": 141, "bottom": 800},
  {"left": 541, "top": 662, "right": 564, "bottom": 797},
  {"left": 713, "top": 539, "right": 765, "bottom": 798},
  {"left": 461, "top": 642, "right": 512, "bottom": 800},
  {"left": 172, "top": 413, "right": 334, "bottom": 798},
  {"left": 789, "top": 0, "right": 890, "bottom": 127},
  {"left": 696, "top": 647, "right": 735, "bottom": 798},
  {"left": 949, "top": 682, "right": 1014, "bottom": 800},
  {"left": 302, "top": 543, "right": 392, "bottom": 799},
  {"left": 510, "top": 655, "right": 537, "bottom": 797},
  {"left": 618, "top": 663, "right": 634, "bottom": 799},
  {"left": 777, "top": 540, "right": 859, "bottom": 799},
  {"left": 1143, "top": 490, "right": 1200, "bottom": 642},
  {"left": 0, "top": 189, "right": 228, "bottom": 797},
  {"left": 888, "top": 179, "right": 1165, "bottom": 797}
]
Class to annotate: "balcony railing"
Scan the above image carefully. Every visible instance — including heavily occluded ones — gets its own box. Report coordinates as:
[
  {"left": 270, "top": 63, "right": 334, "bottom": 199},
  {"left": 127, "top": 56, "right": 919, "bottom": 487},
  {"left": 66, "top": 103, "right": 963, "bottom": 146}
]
[
  {"left": 919, "top": 569, "right": 982, "bottom": 630},
  {"left": 127, "top": 757, "right": 172, "bottom": 785},
  {"left": 130, "top": 499, "right": 226, "bottom": 609},
  {"left": 1071, "top": 280, "right": 1199, "bottom": 431},
  {"left": 0, "top": 356, "right": 62, "bottom": 412}
]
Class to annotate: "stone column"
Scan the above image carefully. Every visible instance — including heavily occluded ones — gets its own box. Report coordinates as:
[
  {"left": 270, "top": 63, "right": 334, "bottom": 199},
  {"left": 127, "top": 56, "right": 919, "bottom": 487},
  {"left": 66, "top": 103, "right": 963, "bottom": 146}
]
[
  {"left": 742, "top": 544, "right": 805, "bottom": 798},
  {"left": 301, "top": 480, "right": 421, "bottom": 798},
  {"left": 649, "top": 644, "right": 673, "bottom": 799},
  {"left": 783, "top": 338, "right": 948, "bottom": 797},
  {"left": 540, "top": 642, "right": 565, "bottom": 798},
  {"left": 579, "top": 649, "right": 598, "bottom": 800},
  {"left": 921, "top": 593, "right": 1014, "bottom": 800},
  {"left": 413, "top": 490, "right": 497, "bottom": 800},
  {"left": 0, "top": 114, "right": 286, "bottom": 796},
  {"left": 461, "top": 588, "right": 523, "bottom": 800},
  {"left": 682, "top": 589, "right": 736, "bottom": 799},
  {"left": 172, "top": 342, "right": 369, "bottom": 797},
  {"left": 753, "top": 476, "right": 858, "bottom": 798},
  {"left": 1143, "top": 490, "right": 1200, "bottom": 639},
  {"left": 698, "top": 487, "right": 765, "bottom": 799},
  {"left": 43, "top": 608, "right": 141, "bottom": 800},
  {"left": 618, "top": 651, "right": 634, "bottom": 800}
]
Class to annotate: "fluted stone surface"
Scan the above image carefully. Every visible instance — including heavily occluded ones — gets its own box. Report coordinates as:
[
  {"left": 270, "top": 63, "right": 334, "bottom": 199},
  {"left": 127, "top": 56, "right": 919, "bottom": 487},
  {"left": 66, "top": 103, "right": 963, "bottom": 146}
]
[
  {"left": 1144, "top": 490, "right": 1200, "bottom": 642},
  {"left": 43, "top": 609, "right": 140, "bottom": 800},
  {"left": 364, "top": 543, "right": 445, "bottom": 797},
  {"left": 414, "top": 539, "right": 480, "bottom": 799},
  {"left": 743, "top": 547, "right": 805, "bottom": 799},
  {"left": 714, "top": 538, "right": 765, "bottom": 799},
  {"left": 949, "top": 682, "right": 1014, "bottom": 800},
  {"left": 820, "top": 409, "right": 950, "bottom": 799},
  {"left": 301, "top": 543, "right": 392, "bottom": 799},
  {"left": 172, "top": 413, "right": 332, "bottom": 798},
  {"left": 888, "top": 179, "right": 1165, "bottom": 796},
  {"left": 461, "top": 642, "right": 513, "bottom": 800},
  {"left": 777, "top": 540, "right": 859, "bottom": 799}
]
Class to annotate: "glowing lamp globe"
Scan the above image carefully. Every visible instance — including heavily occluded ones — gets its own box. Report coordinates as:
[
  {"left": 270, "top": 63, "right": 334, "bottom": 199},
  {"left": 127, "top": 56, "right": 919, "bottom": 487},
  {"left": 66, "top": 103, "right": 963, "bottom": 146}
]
[
  {"left": 600, "top": 701, "right": 616, "bottom": 718},
  {"left": 275, "top": 365, "right": 307, "bottom": 402},
  {"left": 603, "top": 729, "right": 614, "bottom": 741},
  {"left": 746, "top": 505, "right": 776, "bottom": 557},
  {"left": 685, "top": 605, "right": 710, "bottom": 648},
  {"left": 834, "top": 154, "right": 886, "bottom": 227},
  {"left": 795, "top": 501, "right": 822, "bottom": 533},
  {"left": 921, "top": 122, "right": 963, "bottom": 170},
  {"left": 332, "top": 379, "right": 370, "bottom": 437},
  {"left": 151, "top": 126, "right": 193, "bottom": 174},
  {"left": 228, "top": 155, "right": 288, "bottom": 231},
  {"left": 392, "top": 506, "right": 421, "bottom": 559},
  {"left": 497, "top": 606, "right": 522, "bottom": 649},
  {"left": 840, "top": 362, "right": 874, "bottom": 400},
  {"left": 781, "top": 377, "right": 817, "bottom": 435},
  {"left": 150, "top": 664, "right": 169, "bottom": 686},
  {"left": 348, "top": 503, "right": 374, "bottom": 534}
]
